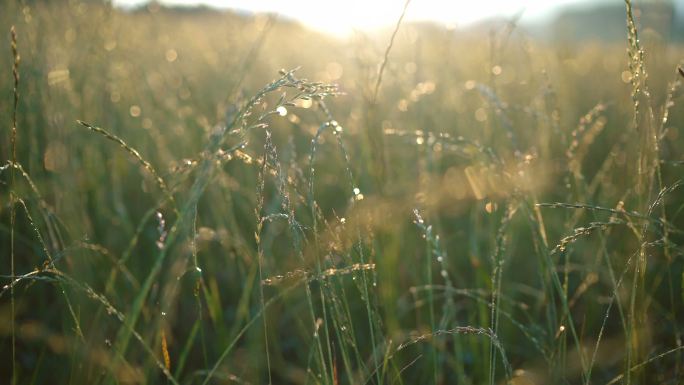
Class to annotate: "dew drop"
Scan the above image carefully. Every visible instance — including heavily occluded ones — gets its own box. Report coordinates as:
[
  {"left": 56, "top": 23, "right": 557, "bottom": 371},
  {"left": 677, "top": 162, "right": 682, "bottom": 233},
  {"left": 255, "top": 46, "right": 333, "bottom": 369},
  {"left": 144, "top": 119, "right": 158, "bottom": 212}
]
[{"left": 276, "top": 106, "right": 287, "bottom": 116}]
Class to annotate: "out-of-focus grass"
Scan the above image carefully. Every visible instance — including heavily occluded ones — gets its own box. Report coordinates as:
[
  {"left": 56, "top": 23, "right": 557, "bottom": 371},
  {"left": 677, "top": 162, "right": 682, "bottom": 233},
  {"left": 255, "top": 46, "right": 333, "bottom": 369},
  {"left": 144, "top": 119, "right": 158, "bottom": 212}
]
[{"left": 1, "top": 1, "right": 684, "bottom": 384}]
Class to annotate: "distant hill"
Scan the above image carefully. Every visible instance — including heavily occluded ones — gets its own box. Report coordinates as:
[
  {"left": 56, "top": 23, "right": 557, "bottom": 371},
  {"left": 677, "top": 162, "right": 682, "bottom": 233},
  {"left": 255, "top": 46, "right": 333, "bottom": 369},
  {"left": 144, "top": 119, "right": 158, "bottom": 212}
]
[
  {"left": 534, "top": 1, "right": 683, "bottom": 43},
  {"left": 119, "top": 0, "right": 684, "bottom": 44}
]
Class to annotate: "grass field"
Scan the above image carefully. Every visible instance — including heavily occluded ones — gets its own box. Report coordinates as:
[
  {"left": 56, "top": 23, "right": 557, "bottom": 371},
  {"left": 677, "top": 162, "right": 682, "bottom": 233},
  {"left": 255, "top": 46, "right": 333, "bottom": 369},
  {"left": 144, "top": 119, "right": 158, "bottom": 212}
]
[{"left": 1, "top": 0, "right": 684, "bottom": 384}]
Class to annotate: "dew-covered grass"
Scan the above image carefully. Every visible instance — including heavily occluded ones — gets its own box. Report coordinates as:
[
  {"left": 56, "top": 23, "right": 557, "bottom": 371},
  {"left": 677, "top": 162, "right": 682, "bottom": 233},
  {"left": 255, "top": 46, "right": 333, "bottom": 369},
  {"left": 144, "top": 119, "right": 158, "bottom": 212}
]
[{"left": 1, "top": 1, "right": 684, "bottom": 384}]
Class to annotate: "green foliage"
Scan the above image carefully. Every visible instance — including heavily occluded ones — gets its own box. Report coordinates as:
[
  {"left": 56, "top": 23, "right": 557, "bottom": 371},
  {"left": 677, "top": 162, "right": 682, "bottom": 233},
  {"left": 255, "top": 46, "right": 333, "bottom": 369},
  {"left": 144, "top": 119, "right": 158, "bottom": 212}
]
[{"left": 1, "top": 1, "right": 684, "bottom": 384}]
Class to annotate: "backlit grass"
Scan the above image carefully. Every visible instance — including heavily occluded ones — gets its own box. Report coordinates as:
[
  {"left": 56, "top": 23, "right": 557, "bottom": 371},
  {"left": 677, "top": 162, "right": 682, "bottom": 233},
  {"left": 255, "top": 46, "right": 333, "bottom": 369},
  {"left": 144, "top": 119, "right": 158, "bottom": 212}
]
[{"left": 1, "top": 1, "right": 684, "bottom": 384}]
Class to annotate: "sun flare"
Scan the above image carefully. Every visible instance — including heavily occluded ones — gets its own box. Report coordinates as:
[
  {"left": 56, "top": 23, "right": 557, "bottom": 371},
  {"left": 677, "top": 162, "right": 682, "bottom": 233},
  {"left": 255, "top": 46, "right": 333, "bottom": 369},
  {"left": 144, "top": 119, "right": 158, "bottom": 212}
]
[{"left": 113, "top": 0, "right": 599, "bottom": 36}]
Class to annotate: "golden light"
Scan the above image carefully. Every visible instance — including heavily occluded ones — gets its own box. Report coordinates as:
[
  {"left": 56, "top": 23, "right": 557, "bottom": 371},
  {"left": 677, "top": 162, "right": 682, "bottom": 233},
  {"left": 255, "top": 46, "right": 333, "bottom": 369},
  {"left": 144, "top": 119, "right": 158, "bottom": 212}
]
[{"left": 113, "top": 0, "right": 599, "bottom": 37}]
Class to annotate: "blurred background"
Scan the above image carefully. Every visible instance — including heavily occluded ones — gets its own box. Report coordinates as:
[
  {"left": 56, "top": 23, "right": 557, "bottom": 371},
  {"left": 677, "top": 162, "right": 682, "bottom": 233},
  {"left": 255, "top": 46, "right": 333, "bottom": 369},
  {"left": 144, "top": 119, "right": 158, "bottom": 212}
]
[
  {"left": 111, "top": 0, "right": 684, "bottom": 39},
  {"left": 1, "top": 0, "right": 684, "bottom": 384}
]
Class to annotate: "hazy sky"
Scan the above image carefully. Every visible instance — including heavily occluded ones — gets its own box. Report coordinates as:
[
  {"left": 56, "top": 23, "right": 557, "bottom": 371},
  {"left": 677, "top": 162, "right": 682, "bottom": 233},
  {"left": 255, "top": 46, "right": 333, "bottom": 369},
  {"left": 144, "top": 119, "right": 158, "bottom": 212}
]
[{"left": 111, "top": 0, "right": 651, "bottom": 36}]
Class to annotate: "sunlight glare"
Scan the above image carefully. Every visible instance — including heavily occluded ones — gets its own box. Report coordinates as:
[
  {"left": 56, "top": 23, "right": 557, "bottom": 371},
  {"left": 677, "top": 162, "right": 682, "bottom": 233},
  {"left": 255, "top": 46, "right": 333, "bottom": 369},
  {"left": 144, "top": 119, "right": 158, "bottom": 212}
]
[{"left": 113, "top": 0, "right": 600, "bottom": 37}]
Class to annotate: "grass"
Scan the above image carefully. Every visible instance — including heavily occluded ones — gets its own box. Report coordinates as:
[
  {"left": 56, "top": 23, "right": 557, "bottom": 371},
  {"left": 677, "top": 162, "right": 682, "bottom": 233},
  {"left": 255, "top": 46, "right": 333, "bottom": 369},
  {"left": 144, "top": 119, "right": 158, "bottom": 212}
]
[{"left": 1, "top": 0, "right": 684, "bottom": 384}]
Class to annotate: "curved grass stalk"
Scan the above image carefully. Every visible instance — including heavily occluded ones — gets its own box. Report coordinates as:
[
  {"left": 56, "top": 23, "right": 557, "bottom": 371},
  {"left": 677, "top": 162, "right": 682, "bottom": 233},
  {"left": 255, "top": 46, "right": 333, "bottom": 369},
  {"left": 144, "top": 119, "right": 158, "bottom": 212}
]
[{"left": 77, "top": 120, "right": 178, "bottom": 213}]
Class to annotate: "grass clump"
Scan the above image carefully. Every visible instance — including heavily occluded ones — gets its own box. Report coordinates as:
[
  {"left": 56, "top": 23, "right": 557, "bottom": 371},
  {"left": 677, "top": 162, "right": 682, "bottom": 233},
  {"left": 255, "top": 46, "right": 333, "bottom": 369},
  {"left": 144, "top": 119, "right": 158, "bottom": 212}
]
[{"left": 1, "top": 0, "right": 684, "bottom": 384}]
